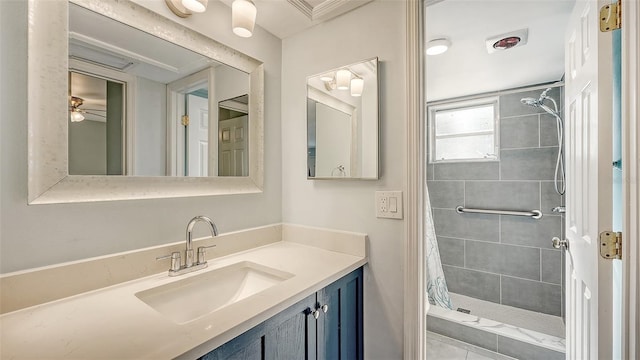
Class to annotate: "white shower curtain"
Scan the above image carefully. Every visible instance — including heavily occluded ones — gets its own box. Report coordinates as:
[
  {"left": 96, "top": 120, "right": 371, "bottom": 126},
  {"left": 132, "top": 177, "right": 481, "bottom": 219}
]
[{"left": 425, "top": 188, "right": 453, "bottom": 309}]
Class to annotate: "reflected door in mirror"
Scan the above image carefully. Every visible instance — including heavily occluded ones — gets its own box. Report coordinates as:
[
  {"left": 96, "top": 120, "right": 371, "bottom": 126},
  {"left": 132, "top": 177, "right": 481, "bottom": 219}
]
[
  {"left": 218, "top": 95, "right": 249, "bottom": 176},
  {"left": 187, "top": 92, "right": 209, "bottom": 176},
  {"left": 310, "top": 102, "right": 352, "bottom": 177}
]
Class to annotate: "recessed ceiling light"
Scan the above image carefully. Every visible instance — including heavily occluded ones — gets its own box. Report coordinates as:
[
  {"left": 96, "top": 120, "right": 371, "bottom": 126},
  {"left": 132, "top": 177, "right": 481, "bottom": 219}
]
[{"left": 426, "top": 38, "right": 451, "bottom": 56}]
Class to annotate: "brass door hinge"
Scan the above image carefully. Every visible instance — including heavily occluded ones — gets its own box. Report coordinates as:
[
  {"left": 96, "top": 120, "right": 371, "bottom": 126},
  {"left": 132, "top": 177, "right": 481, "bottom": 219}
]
[
  {"left": 181, "top": 115, "right": 190, "bottom": 126},
  {"left": 600, "top": 1, "right": 621, "bottom": 32},
  {"left": 599, "top": 231, "right": 622, "bottom": 259}
]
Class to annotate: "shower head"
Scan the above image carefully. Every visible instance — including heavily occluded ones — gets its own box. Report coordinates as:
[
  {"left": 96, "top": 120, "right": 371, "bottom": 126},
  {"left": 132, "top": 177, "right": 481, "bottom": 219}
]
[
  {"left": 522, "top": 96, "right": 560, "bottom": 117},
  {"left": 521, "top": 88, "right": 553, "bottom": 108},
  {"left": 520, "top": 97, "right": 540, "bottom": 107}
]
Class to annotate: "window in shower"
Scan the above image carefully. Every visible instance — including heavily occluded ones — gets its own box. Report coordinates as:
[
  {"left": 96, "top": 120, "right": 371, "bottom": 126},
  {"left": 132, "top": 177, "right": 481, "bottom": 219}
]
[{"left": 428, "top": 97, "right": 499, "bottom": 162}]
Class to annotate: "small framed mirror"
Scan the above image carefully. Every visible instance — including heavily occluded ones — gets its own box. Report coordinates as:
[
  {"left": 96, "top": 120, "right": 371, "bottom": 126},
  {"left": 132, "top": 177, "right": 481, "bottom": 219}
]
[{"left": 306, "top": 58, "right": 379, "bottom": 179}]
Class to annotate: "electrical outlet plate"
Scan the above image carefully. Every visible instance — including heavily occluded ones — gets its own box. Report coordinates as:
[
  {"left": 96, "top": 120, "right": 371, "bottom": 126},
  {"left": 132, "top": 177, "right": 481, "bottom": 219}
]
[{"left": 375, "top": 191, "right": 403, "bottom": 219}]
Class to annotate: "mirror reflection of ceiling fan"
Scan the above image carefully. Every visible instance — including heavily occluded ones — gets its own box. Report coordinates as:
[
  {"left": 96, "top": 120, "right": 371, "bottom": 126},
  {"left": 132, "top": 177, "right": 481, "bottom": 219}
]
[{"left": 69, "top": 96, "right": 106, "bottom": 122}]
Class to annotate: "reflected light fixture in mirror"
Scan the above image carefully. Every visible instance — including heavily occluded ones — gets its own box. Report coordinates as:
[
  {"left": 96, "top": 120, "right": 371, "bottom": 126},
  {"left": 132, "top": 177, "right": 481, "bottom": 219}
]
[
  {"left": 232, "top": 0, "right": 257, "bottom": 38},
  {"left": 336, "top": 69, "right": 351, "bottom": 90},
  {"left": 70, "top": 111, "right": 85, "bottom": 122},
  {"left": 350, "top": 78, "right": 364, "bottom": 97},
  {"left": 320, "top": 74, "right": 333, "bottom": 82},
  {"left": 69, "top": 96, "right": 85, "bottom": 122}
]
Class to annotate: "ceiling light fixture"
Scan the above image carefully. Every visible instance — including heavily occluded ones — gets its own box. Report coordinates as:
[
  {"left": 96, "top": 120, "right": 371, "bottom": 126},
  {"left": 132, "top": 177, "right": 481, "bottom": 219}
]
[
  {"left": 336, "top": 69, "right": 351, "bottom": 90},
  {"left": 232, "top": 0, "right": 257, "bottom": 38},
  {"left": 165, "top": 0, "right": 192, "bottom": 17},
  {"left": 166, "top": 0, "right": 258, "bottom": 39},
  {"left": 426, "top": 38, "right": 451, "bottom": 56},
  {"left": 181, "top": 0, "right": 208, "bottom": 13}
]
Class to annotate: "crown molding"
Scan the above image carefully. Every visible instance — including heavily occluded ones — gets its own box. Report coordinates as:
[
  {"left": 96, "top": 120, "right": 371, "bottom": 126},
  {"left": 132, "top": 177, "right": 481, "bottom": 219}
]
[{"left": 286, "top": 0, "right": 372, "bottom": 21}]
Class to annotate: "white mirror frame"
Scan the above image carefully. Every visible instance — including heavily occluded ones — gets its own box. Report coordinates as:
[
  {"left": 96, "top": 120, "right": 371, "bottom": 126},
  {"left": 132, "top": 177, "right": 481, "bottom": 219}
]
[{"left": 27, "top": 0, "right": 264, "bottom": 204}]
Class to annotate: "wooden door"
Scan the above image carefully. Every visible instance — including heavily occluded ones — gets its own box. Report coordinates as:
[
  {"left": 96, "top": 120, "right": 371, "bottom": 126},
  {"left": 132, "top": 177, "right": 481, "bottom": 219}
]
[
  {"left": 187, "top": 94, "right": 209, "bottom": 177},
  {"left": 218, "top": 115, "right": 248, "bottom": 176},
  {"left": 564, "top": 0, "right": 615, "bottom": 358}
]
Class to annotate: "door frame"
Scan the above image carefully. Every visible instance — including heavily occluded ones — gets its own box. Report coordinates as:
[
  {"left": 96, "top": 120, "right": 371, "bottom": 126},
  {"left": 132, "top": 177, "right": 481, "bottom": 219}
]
[
  {"left": 404, "top": 0, "right": 426, "bottom": 359},
  {"left": 68, "top": 58, "right": 136, "bottom": 175},
  {"left": 405, "top": 0, "right": 639, "bottom": 358},
  {"left": 166, "top": 67, "right": 216, "bottom": 176},
  {"left": 621, "top": 0, "right": 639, "bottom": 357}
]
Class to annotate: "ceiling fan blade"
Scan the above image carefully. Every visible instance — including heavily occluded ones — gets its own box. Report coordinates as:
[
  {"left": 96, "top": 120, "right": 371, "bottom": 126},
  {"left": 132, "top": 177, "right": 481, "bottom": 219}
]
[{"left": 84, "top": 111, "right": 106, "bottom": 117}]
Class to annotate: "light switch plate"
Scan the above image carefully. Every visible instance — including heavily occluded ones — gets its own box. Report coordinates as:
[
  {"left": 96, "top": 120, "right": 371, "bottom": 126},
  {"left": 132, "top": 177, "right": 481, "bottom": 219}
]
[{"left": 375, "top": 191, "right": 403, "bottom": 219}]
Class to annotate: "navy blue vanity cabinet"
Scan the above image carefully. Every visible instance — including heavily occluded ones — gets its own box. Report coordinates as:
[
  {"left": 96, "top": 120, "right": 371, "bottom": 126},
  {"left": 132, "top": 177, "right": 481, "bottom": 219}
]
[
  {"left": 317, "top": 268, "right": 363, "bottom": 360},
  {"left": 199, "top": 293, "right": 316, "bottom": 360},
  {"left": 199, "top": 267, "right": 363, "bottom": 360}
]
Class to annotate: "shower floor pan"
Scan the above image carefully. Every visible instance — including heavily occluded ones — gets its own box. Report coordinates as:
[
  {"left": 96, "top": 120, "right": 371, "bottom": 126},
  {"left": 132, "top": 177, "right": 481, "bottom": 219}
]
[{"left": 427, "top": 293, "right": 565, "bottom": 360}]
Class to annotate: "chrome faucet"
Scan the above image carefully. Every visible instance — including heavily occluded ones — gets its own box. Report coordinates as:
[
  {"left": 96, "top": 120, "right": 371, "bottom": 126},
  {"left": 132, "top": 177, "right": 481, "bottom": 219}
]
[
  {"left": 157, "top": 216, "right": 218, "bottom": 276},
  {"left": 185, "top": 216, "right": 218, "bottom": 267}
]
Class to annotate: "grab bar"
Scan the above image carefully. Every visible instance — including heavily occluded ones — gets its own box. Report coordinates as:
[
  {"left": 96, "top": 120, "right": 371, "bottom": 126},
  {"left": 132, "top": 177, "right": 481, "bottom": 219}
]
[{"left": 455, "top": 206, "right": 543, "bottom": 220}]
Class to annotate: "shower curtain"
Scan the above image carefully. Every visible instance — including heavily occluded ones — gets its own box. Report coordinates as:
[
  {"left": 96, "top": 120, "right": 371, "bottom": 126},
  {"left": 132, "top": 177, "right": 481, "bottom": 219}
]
[{"left": 425, "top": 188, "right": 453, "bottom": 309}]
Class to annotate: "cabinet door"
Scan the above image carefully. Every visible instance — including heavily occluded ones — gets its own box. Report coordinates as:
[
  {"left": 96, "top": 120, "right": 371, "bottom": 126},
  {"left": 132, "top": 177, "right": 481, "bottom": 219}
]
[
  {"left": 317, "top": 268, "right": 363, "bottom": 360},
  {"left": 264, "top": 301, "right": 314, "bottom": 360},
  {"left": 200, "top": 294, "right": 316, "bottom": 360},
  {"left": 200, "top": 329, "right": 262, "bottom": 360}
]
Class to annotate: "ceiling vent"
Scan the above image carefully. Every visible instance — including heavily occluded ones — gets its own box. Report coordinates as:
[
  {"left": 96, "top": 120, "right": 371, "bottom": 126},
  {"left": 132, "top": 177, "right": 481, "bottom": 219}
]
[{"left": 485, "top": 28, "right": 528, "bottom": 54}]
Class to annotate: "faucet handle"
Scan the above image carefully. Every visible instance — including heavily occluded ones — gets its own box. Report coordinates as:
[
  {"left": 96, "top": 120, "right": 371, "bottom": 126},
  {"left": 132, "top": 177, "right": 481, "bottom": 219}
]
[
  {"left": 197, "top": 244, "right": 216, "bottom": 264},
  {"left": 157, "top": 252, "right": 181, "bottom": 272}
]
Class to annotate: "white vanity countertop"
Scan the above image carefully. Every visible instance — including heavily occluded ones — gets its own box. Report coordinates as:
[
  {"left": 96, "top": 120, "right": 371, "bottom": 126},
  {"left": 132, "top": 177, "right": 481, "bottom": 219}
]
[{"left": 0, "top": 239, "right": 367, "bottom": 359}]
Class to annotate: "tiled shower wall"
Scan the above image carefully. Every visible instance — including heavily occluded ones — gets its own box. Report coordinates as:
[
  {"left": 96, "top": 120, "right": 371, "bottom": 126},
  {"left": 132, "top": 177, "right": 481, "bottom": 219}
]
[{"left": 427, "top": 86, "right": 565, "bottom": 317}]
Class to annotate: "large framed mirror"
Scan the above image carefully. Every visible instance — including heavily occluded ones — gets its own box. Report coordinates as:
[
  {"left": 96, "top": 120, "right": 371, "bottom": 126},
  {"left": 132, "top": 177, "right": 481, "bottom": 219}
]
[
  {"left": 28, "top": 0, "right": 264, "bottom": 204},
  {"left": 306, "top": 58, "right": 379, "bottom": 180}
]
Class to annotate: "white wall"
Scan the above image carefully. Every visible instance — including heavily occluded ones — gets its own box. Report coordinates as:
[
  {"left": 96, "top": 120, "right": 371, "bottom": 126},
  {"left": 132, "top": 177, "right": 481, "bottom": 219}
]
[
  {"left": 135, "top": 77, "right": 166, "bottom": 176},
  {"left": 0, "top": 0, "right": 282, "bottom": 273},
  {"left": 281, "top": 1, "right": 406, "bottom": 358},
  {"left": 68, "top": 120, "right": 107, "bottom": 175},
  {"left": 214, "top": 65, "right": 249, "bottom": 104}
]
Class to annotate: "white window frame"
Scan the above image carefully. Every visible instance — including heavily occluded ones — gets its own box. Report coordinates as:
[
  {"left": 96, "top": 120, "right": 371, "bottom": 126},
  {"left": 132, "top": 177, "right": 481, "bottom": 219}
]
[{"left": 428, "top": 96, "right": 500, "bottom": 163}]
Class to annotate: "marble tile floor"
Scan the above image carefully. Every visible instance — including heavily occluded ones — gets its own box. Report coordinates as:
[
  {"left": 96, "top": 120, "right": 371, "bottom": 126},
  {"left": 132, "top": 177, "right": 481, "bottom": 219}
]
[{"left": 427, "top": 332, "right": 516, "bottom": 360}]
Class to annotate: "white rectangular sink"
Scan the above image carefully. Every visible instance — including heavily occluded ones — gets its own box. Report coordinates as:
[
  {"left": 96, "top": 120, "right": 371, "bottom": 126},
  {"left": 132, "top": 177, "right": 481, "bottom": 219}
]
[{"left": 135, "top": 261, "right": 294, "bottom": 324}]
